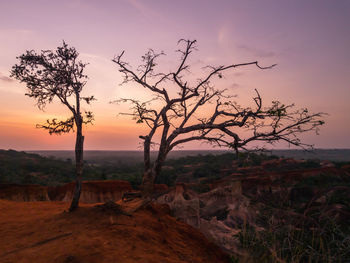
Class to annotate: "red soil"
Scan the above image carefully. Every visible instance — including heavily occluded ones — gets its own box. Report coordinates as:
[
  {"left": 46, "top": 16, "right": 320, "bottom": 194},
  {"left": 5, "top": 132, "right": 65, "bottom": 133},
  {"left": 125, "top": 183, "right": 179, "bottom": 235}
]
[
  {"left": 0, "top": 184, "right": 49, "bottom": 202},
  {"left": 0, "top": 200, "right": 230, "bottom": 263},
  {"left": 48, "top": 180, "right": 133, "bottom": 202},
  {"left": 0, "top": 181, "right": 169, "bottom": 203}
]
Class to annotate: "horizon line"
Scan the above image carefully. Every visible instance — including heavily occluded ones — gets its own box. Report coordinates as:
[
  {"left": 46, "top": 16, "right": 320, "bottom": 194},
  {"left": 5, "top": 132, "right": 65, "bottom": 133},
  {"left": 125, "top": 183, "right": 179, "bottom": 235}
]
[{"left": 3, "top": 148, "right": 349, "bottom": 152}]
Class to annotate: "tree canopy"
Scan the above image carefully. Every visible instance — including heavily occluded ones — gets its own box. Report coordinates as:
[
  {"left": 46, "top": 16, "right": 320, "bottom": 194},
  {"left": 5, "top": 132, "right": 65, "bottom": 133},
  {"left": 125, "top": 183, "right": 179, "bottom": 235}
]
[{"left": 11, "top": 42, "right": 94, "bottom": 211}]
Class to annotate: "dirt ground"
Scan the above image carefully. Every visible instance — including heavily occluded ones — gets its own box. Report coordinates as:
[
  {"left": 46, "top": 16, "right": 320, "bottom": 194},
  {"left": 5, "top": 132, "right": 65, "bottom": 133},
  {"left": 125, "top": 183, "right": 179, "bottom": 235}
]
[{"left": 0, "top": 200, "right": 230, "bottom": 263}]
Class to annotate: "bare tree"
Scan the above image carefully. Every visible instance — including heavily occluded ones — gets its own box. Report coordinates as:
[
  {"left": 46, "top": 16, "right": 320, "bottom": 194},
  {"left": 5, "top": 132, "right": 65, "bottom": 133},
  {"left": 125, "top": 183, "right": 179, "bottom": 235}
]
[
  {"left": 11, "top": 42, "right": 94, "bottom": 211},
  {"left": 112, "top": 39, "right": 325, "bottom": 197}
]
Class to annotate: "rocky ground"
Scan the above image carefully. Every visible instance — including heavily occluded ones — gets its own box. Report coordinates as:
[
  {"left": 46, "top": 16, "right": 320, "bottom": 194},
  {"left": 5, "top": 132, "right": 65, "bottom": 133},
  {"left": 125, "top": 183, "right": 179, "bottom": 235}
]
[{"left": 157, "top": 163, "right": 350, "bottom": 261}]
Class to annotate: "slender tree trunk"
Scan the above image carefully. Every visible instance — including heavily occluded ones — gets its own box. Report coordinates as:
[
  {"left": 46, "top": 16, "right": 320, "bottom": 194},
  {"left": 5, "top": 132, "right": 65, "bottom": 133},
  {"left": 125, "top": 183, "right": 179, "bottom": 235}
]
[
  {"left": 142, "top": 146, "right": 167, "bottom": 198},
  {"left": 69, "top": 122, "right": 84, "bottom": 212},
  {"left": 142, "top": 169, "right": 154, "bottom": 198},
  {"left": 153, "top": 153, "right": 166, "bottom": 182},
  {"left": 141, "top": 136, "right": 154, "bottom": 197},
  {"left": 143, "top": 136, "right": 151, "bottom": 172},
  {"left": 142, "top": 113, "right": 170, "bottom": 198}
]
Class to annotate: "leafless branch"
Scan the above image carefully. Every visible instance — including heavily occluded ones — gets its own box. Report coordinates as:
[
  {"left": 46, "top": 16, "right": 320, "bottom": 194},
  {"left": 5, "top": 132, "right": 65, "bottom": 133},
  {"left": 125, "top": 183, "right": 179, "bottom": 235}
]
[{"left": 112, "top": 39, "right": 325, "bottom": 195}]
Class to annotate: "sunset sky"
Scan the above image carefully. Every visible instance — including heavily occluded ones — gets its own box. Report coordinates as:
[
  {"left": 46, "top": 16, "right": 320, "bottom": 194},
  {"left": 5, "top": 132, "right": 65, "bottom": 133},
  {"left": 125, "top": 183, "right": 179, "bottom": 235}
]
[{"left": 0, "top": 0, "right": 349, "bottom": 150}]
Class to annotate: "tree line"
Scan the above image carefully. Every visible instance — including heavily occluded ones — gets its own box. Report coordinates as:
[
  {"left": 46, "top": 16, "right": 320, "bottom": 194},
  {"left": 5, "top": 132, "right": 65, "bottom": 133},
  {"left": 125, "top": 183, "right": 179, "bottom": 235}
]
[{"left": 10, "top": 40, "right": 325, "bottom": 211}]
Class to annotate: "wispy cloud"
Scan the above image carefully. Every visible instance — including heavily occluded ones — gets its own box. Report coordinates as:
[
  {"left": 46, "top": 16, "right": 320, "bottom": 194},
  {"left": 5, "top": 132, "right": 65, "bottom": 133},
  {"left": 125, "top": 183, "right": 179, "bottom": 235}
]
[
  {"left": 237, "top": 44, "right": 276, "bottom": 58},
  {"left": 124, "top": 0, "right": 161, "bottom": 20},
  {"left": 0, "top": 29, "right": 34, "bottom": 38},
  {"left": 217, "top": 25, "right": 232, "bottom": 46},
  {"left": 230, "top": 83, "right": 240, "bottom": 89},
  {"left": 233, "top": 72, "right": 244, "bottom": 77},
  {"left": 80, "top": 53, "right": 111, "bottom": 63},
  {"left": 0, "top": 72, "right": 14, "bottom": 83}
]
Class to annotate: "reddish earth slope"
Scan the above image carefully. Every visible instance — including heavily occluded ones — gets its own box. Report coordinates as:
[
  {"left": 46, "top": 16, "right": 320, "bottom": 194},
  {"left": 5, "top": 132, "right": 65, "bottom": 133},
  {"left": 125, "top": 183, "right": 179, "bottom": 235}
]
[
  {"left": 0, "top": 184, "right": 49, "bottom": 201},
  {"left": 0, "top": 180, "right": 133, "bottom": 203},
  {"left": 0, "top": 200, "right": 230, "bottom": 263},
  {"left": 0, "top": 181, "right": 168, "bottom": 203},
  {"left": 48, "top": 180, "right": 133, "bottom": 203}
]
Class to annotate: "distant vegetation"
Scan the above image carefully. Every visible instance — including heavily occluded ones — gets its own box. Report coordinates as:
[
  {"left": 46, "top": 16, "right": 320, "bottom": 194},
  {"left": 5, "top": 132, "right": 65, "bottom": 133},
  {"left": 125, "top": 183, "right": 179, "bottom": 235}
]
[
  {"left": 156, "top": 152, "right": 277, "bottom": 186},
  {"left": 0, "top": 150, "right": 75, "bottom": 186},
  {"left": 2, "top": 149, "right": 349, "bottom": 188},
  {"left": 0, "top": 149, "right": 143, "bottom": 187},
  {"left": 271, "top": 149, "right": 350, "bottom": 162},
  {"left": 0, "top": 149, "right": 282, "bottom": 187}
]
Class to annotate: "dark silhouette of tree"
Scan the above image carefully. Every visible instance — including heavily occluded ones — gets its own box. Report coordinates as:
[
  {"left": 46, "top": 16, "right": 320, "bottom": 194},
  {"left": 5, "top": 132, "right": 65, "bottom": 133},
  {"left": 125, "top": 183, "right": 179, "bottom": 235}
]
[
  {"left": 11, "top": 42, "right": 94, "bottom": 211},
  {"left": 112, "top": 39, "right": 325, "bottom": 197}
]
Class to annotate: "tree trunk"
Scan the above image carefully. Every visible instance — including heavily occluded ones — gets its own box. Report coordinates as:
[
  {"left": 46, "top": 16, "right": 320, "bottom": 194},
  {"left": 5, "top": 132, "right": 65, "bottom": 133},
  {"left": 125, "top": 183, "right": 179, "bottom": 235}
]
[
  {"left": 142, "top": 115, "right": 169, "bottom": 197},
  {"left": 141, "top": 148, "right": 167, "bottom": 198},
  {"left": 141, "top": 136, "right": 154, "bottom": 197},
  {"left": 143, "top": 136, "right": 151, "bottom": 172},
  {"left": 142, "top": 168, "right": 154, "bottom": 198},
  {"left": 69, "top": 123, "right": 84, "bottom": 212}
]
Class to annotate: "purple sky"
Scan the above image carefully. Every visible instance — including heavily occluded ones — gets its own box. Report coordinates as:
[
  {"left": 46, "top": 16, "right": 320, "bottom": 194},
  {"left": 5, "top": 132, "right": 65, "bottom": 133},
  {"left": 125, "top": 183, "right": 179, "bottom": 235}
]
[{"left": 0, "top": 0, "right": 349, "bottom": 150}]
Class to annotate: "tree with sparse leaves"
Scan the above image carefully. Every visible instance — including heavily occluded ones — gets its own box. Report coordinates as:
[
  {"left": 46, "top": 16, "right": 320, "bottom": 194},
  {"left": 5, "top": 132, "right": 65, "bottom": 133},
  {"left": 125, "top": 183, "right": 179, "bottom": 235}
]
[
  {"left": 112, "top": 39, "right": 325, "bottom": 197},
  {"left": 11, "top": 42, "right": 95, "bottom": 211}
]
